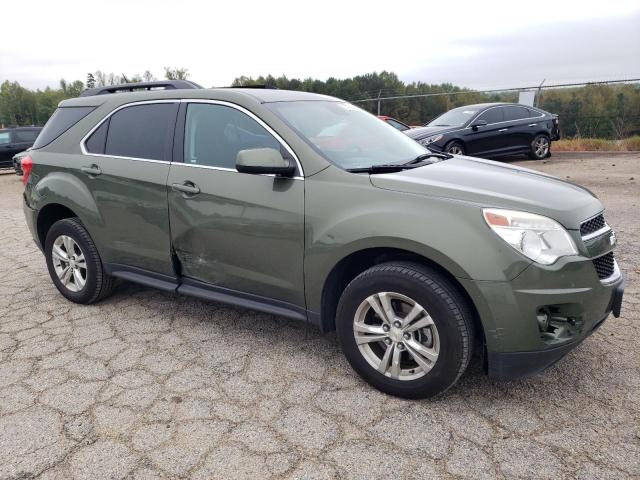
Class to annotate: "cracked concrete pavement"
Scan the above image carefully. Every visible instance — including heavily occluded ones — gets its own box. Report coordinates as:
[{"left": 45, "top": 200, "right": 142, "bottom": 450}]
[{"left": 0, "top": 152, "right": 638, "bottom": 479}]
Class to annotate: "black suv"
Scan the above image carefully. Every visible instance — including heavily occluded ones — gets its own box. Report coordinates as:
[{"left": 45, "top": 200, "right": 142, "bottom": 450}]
[
  {"left": 0, "top": 127, "right": 42, "bottom": 168},
  {"left": 405, "top": 103, "right": 559, "bottom": 160}
]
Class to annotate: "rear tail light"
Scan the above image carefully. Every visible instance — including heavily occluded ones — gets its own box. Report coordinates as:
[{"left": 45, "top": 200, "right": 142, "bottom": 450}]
[{"left": 21, "top": 155, "right": 33, "bottom": 186}]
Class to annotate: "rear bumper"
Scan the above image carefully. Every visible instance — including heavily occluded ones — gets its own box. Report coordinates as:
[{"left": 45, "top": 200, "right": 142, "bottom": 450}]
[{"left": 23, "top": 196, "right": 41, "bottom": 249}]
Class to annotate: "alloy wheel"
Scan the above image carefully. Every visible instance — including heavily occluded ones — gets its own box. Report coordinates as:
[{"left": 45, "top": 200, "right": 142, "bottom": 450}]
[
  {"left": 534, "top": 136, "right": 549, "bottom": 158},
  {"left": 52, "top": 235, "right": 87, "bottom": 292},
  {"left": 353, "top": 292, "right": 440, "bottom": 381},
  {"left": 447, "top": 145, "right": 463, "bottom": 155}
]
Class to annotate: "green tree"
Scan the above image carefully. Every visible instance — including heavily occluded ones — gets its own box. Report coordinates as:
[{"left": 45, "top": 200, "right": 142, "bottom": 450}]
[{"left": 164, "top": 67, "right": 189, "bottom": 80}]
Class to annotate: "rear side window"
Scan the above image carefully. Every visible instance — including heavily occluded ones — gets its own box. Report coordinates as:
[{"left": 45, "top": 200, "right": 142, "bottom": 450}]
[
  {"left": 13, "top": 130, "right": 40, "bottom": 143},
  {"left": 503, "top": 106, "right": 530, "bottom": 121},
  {"left": 32, "top": 107, "right": 94, "bottom": 149},
  {"left": 0, "top": 132, "right": 9, "bottom": 145},
  {"left": 477, "top": 108, "right": 504, "bottom": 124},
  {"left": 104, "top": 103, "right": 178, "bottom": 161}
]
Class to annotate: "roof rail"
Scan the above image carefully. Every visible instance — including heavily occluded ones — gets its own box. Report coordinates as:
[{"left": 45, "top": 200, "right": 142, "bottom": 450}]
[
  {"left": 79, "top": 80, "right": 202, "bottom": 97},
  {"left": 224, "top": 85, "right": 278, "bottom": 89}
]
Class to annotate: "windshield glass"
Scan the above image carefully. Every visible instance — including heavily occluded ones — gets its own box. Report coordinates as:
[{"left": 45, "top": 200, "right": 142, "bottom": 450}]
[
  {"left": 427, "top": 107, "right": 479, "bottom": 127},
  {"left": 267, "top": 101, "right": 428, "bottom": 170}
]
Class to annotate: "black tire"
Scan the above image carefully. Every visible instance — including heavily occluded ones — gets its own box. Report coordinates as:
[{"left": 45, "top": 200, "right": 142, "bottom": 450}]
[
  {"left": 336, "top": 262, "right": 474, "bottom": 399},
  {"left": 444, "top": 141, "right": 465, "bottom": 155},
  {"left": 528, "top": 134, "right": 550, "bottom": 160},
  {"left": 44, "top": 217, "right": 114, "bottom": 304}
]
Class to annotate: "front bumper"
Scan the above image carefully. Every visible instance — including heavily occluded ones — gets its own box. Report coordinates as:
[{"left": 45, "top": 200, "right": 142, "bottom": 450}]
[
  {"left": 460, "top": 256, "right": 625, "bottom": 380},
  {"left": 488, "top": 280, "right": 623, "bottom": 379}
]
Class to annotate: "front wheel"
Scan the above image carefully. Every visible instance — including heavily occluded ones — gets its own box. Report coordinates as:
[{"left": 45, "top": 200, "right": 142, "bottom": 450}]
[
  {"left": 336, "top": 262, "right": 474, "bottom": 399},
  {"left": 529, "top": 134, "right": 550, "bottom": 160},
  {"left": 444, "top": 141, "right": 465, "bottom": 155}
]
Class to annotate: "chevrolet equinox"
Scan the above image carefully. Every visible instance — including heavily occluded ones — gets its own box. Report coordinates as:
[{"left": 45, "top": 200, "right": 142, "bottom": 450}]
[{"left": 22, "top": 81, "right": 624, "bottom": 398}]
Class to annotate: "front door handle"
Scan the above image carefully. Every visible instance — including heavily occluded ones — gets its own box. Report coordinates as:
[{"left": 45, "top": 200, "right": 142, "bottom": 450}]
[
  {"left": 81, "top": 165, "right": 102, "bottom": 176},
  {"left": 528, "top": 123, "right": 537, "bottom": 127},
  {"left": 172, "top": 181, "right": 200, "bottom": 195},
  {"left": 498, "top": 128, "right": 509, "bottom": 132}
]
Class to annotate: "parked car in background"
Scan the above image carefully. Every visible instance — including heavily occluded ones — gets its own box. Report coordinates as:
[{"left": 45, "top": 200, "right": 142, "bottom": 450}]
[
  {"left": 0, "top": 127, "right": 42, "bottom": 168},
  {"left": 22, "top": 82, "right": 622, "bottom": 398},
  {"left": 378, "top": 115, "right": 411, "bottom": 131},
  {"left": 406, "top": 103, "right": 559, "bottom": 160},
  {"left": 13, "top": 149, "right": 31, "bottom": 175}
]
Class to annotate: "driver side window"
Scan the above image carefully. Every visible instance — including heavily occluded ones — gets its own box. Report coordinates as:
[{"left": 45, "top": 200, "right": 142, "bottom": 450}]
[{"left": 184, "top": 104, "right": 280, "bottom": 169}]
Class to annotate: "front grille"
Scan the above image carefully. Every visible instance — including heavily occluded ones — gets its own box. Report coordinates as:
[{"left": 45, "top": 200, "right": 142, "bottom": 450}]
[
  {"left": 580, "top": 214, "right": 606, "bottom": 237},
  {"left": 592, "top": 252, "right": 615, "bottom": 279}
]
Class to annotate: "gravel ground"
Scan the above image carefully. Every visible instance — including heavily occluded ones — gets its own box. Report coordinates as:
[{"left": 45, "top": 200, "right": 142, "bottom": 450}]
[{"left": 0, "top": 152, "right": 638, "bottom": 480}]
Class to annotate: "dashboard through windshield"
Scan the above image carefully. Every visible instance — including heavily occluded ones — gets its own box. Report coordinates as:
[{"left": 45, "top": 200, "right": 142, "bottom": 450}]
[{"left": 267, "top": 101, "right": 428, "bottom": 170}]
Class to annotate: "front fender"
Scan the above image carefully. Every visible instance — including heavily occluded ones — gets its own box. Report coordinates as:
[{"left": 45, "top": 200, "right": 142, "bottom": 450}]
[{"left": 304, "top": 167, "right": 532, "bottom": 312}]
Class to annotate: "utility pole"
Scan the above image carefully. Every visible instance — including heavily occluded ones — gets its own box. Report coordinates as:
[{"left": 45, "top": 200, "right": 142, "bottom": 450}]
[
  {"left": 536, "top": 79, "right": 546, "bottom": 107},
  {"left": 377, "top": 90, "right": 382, "bottom": 116}
]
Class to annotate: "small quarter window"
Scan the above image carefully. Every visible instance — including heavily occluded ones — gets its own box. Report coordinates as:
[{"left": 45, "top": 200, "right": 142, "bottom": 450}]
[
  {"left": 0, "top": 132, "right": 10, "bottom": 145},
  {"left": 184, "top": 103, "right": 281, "bottom": 169},
  {"left": 104, "top": 103, "right": 178, "bottom": 161},
  {"left": 84, "top": 121, "right": 109, "bottom": 154}
]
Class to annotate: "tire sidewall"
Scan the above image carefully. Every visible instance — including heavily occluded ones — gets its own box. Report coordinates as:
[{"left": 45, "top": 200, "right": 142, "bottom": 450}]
[
  {"left": 336, "top": 267, "right": 468, "bottom": 398},
  {"left": 44, "top": 220, "right": 100, "bottom": 303},
  {"left": 530, "top": 134, "right": 550, "bottom": 160},
  {"left": 445, "top": 141, "right": 465, "bottom": 155}
]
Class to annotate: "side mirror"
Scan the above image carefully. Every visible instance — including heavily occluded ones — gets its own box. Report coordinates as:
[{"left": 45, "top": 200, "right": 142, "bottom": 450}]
[
  {"left": 236, "top": 148, "right": 296, "bottom": 177},
  {"left": 471, "top": 120, "right": 487, "bottom": 131}
]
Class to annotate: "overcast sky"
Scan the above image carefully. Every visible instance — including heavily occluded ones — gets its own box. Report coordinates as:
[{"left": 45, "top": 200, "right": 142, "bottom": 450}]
[{"left": 3, "top": 0, "right": 639, "bottom": 92}]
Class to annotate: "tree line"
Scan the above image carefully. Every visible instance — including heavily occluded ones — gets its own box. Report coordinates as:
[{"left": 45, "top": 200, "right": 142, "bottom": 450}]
[
  {"left": 232, "top": 72, "right": 640, "bottom": 139},
  {"left": 0, "top": 68, "right": 189, "bottom": 127},
  {"left": 1, "top": 69, "right": 638, "bottom": 139}
]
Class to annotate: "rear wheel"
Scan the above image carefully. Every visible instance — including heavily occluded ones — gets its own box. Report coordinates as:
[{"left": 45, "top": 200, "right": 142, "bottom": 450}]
[
  {"left": 529, "top": 134, "right": 550, "bottom": 160},
  {"left": 336, "top": 262, "right": 474, "bottom": 398},
  {"left": 44, "top": 218, "right": 114, "bottom": 304},
  {"left": 444, "top": 141, "right": 465, "bottom": 155}
]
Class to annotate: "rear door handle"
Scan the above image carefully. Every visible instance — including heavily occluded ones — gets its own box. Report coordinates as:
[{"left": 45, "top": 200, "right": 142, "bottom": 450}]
[
  {"left": 171, "top": 181, "right": 200, "bottom": 195},
  {"left": 498, "top": 128, "right": 509, "bottom": 132},
  {"left": 81, "top": 165, "right": 102, "bottom": 176}
]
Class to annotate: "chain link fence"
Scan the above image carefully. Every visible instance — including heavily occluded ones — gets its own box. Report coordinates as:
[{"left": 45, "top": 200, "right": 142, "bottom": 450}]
[{"left": 349, "top": 79, "right": 640, "bottom": 139}]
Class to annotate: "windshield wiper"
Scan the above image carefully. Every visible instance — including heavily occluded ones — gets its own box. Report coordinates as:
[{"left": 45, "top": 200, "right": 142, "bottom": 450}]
[
  {"left": 347, "top": 152, "right": 453, "bottom": 174},
  {"left": 347, "top": 164, "right": 418, "bottom": 173},
  {"left": 404, "top": 152, "right": 453, "bottom": 164}
]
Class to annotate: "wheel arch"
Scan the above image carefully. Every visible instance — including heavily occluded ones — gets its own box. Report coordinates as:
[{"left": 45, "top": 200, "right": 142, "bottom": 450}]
[
  {"left": 30, "top": 172, "right": 103, "bottom": 248},
  {"left": 36, "top": 203, "right": 78, "bottom": 247},
  {"left": 443, "top": 137, "right": 466, "bottom": 153},
  {"left": 317, "top": 247, "right": 484, "bottom": 347}
]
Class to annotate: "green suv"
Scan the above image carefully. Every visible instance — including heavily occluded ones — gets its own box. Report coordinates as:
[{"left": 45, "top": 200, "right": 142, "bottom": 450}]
[{"left": 22, "top": 81, "right": 624, "bottom": 398}]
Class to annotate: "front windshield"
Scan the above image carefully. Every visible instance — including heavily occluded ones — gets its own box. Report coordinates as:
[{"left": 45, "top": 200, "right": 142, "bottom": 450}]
[
  {"left": 427, "top": 106, "right": 479, "bottom": 127},
  {"left": 267, "top": 101, "right": 428, "bottom": 170}
]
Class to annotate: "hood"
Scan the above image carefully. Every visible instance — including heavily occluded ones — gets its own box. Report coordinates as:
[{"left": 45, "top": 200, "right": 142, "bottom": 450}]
[
  {"left": 404, "top": 125, "right": 457, "bottom": 139},
  {"left": 369, "top": 156, "right": 602, "bottom": 229}
]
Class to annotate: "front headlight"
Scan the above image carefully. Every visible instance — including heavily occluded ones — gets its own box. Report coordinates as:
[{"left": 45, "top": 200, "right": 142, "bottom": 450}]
[
  {"left": 483, "top": 208, "right": 578, "bottom": 265},
  {"left": 418, "top": 134, "right": 443, "bottom": 146}
]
